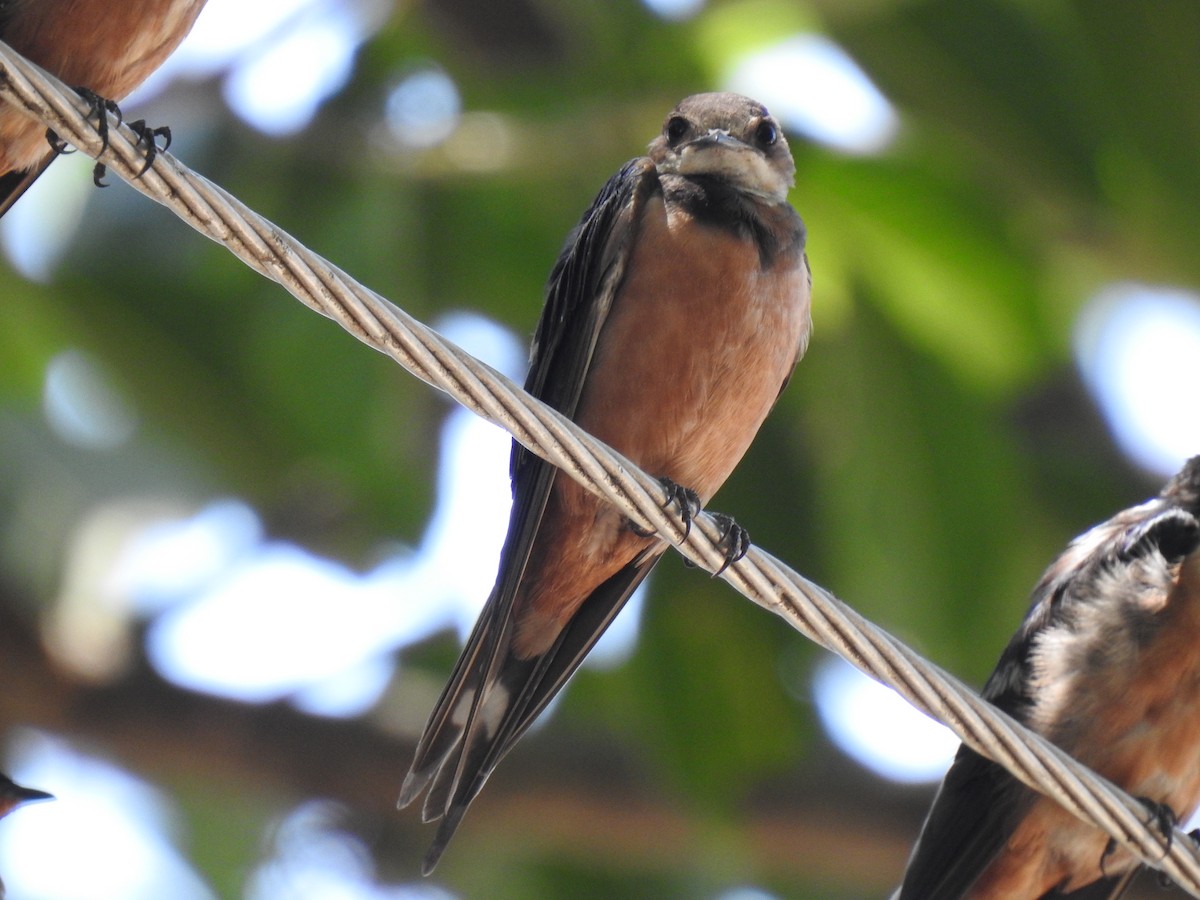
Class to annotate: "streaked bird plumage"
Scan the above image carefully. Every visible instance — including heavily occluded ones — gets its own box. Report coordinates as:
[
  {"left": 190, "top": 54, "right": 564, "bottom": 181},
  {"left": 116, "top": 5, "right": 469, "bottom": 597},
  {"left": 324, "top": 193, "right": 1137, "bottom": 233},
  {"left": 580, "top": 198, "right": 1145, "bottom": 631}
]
[{"left": 897, "top": 456, "right": 1200, "bottom": 899}]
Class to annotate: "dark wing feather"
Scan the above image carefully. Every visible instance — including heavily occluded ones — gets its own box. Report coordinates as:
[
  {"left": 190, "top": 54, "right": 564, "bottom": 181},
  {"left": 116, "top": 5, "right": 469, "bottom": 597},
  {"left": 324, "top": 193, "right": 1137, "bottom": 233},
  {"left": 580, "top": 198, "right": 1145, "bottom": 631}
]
[
  {"left": 897, "top": 662, "right": 1046, "bottom": 900},
  {"left": 417, "top": 557, "right": 658, "bottom": 868},
  {"left": 0, "top": 0, "right": 50, "bottom": 223},
  {"left": 0, "top": 153, "right": 55, "bottom": 219},
  {"left": 898, "top": 459, "right": 1200, "bottom": 899},
  {"left": 514, "top": 157, "right": 659, "bottom": 471},
  {"left": 399, "top": 158, "right": 662, "bottom": 872},
  {"left": 894, "top": 697, "right": 1037, "bottom": 899},
  {"left": 896, "top": 540, "right": 1093, "bottom": 900}
]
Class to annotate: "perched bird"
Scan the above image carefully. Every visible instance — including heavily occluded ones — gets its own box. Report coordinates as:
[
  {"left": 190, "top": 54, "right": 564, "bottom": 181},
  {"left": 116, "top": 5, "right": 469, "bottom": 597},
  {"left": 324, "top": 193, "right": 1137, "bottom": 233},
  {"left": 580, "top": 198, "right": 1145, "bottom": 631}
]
[
  {"left": 0, "top": 773, "right": 51, "bottom": 819},
  {"left": 0, "top": 0, "right": 208, "bottom": 216},
  {"left": 399, "top": 92, "right": 812, "bottom": 872},
  {"left": 896, "top": 456, "right": 1200, "bottom": 899}
]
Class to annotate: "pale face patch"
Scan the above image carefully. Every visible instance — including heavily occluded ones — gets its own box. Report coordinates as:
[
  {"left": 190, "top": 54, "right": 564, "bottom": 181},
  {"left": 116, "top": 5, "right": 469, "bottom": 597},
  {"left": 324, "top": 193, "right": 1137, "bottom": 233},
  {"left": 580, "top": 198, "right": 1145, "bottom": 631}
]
[{"left": 662, "top": 137, "right": 791, "bottom": 204}]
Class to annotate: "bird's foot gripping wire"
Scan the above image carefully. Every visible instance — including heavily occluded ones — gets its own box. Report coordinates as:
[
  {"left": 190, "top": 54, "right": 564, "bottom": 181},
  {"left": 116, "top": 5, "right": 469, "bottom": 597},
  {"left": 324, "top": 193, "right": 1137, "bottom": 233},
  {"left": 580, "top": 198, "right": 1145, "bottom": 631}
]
[
  {"left": 1150, "top": 827, "right": 1200, "bottom": 891},
  {"left": 1100, "top": 797, "right": 1177, "bottom": 879},
  {"left": 127, "top": 119, "right": 172, "bottom": 175},
  {"left": 45, "top": 88, "right": 120, "bottom": 182},
  {"left": 681, "top": 512, "right": 750, "bottom": 575},
  {"left": 44, "top": 89, "right": 172, "bottom": 186},
  {"left": 658, "top": 477, "right": 701, "bottom": 539},
  {"left": 631, "top": 478, "right": 701, "bottom": 540},
  {"left": 630, "top": 474, "right": 750, "bottom": 576},
  {"left": 708, "top": 512, "right": 750, "bottom": 576}
]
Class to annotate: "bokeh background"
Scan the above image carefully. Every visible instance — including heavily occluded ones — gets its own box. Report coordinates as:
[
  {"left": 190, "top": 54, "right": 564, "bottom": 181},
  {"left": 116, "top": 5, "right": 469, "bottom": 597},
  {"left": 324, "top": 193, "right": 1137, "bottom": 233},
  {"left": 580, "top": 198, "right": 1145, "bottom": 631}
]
[{"left": 2, "top": 0, "right": 1199, "bottom": 897}]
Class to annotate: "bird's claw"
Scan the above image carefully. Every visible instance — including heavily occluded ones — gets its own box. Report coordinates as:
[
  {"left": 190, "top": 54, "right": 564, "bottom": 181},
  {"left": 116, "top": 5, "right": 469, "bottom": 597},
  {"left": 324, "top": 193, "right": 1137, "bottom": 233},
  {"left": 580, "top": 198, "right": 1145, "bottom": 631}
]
[
  {"left": 709, "top": 512, "right": 750, "bottom": 576},
  {"left": 45, "top": 130, "right": 71, "bottom": 155},
  {"left": 43, "top": 87, "right": 122, "bottom": 183},
  {"left": 77, "top": 88, "right": 122, "bottom": 186},
  {"left": 684, "top": 513, "right": 749, "bottom": 574},
  {"left": 660, "top": 478, "right": 701, "bottom": 539},
  {"left": 631, "top": 478, "right": 701, "bottom": 539},
  {"left": 1142, "top": 797, "right": 1178, "bottom": 859},
  {"left": 129, "top": 119, "right": 172, "bottom": 175},
  {"left": 43, "top": 88, "right": 169, "bottom": 187},
  {"left": 1158, "top": 829, "right": 1200, "bottom": 887},
  {"left": 1100, "top": 797, "right": 1177, "bottom": 877}
]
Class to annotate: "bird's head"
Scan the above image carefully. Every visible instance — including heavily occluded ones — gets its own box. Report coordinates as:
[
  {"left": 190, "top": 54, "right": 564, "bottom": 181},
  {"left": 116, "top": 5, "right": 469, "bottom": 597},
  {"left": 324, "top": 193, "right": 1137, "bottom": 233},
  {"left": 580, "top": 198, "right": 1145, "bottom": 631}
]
[{"left": 648, "top": 92, "right": 795, "bottom": 205}]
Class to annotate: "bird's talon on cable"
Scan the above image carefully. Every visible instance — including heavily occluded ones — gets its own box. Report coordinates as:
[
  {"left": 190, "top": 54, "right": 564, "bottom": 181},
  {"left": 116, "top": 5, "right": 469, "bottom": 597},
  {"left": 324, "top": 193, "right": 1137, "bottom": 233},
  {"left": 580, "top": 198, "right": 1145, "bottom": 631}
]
[
  {"left": 46, "top": 88, "right": 125, "bottom": 185},
  {"left": 45, "top": 130, "right": 71, "bottom": 155},
  {"left": 128, "top": 120, "right": 171, "bottom": 175},
  {"left": 1100, "top": 797, "right": 1177, "bottom": 877},
  {"left": 1159, "top": 829, "right": 1200, "bottom": 887},
  {"left": 710, "top": 512, "right": 750, "bottom": 576},
  {"left": 74, "top": 87, "right": 121, "bottom": 149},
  {"left": 660, "top": 477, "right": 701, "bottom": 539},
  {"left": 1142, "top": 797, "right": 1178, "bottom": 858}
]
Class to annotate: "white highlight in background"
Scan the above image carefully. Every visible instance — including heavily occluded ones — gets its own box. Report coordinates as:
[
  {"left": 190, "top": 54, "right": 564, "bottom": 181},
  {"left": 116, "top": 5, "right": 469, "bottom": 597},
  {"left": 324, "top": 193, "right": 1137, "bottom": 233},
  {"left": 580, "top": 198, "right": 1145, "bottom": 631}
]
[
  {"left": 43, "top": 349, "right": 139, "bottom": 450},
  {"left": 1075, "top": 284, "right": 1200, "bottom": 477},
  {"left": 726, "top": 35, "right": 899, "bottom": 155},
  {"left": 248, "top": 801, "right": 457, "bottom": 899},
  {"left": 124, "top": 315, "right": 642, "bottom": 714},
  {"left": 813, "top": 655, "right": 957, "bottom": 783},
  {"left": 0, "top": 734, "right": 213, "bottom": 900},
  {"left": 133, "top": 0, "right": 391, "bottom": 135},
  {"left": 385, "top": 69, "right": 462, "bottom": 149},
  {"left": 641, "top": 0, "right": 705, "bottom": 21}
]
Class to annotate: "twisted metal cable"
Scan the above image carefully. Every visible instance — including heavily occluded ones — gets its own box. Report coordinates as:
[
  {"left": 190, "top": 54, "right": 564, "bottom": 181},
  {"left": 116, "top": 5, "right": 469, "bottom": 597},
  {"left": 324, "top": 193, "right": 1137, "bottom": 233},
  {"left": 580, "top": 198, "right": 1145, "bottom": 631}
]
[{"left": 3, "top": 40, "right": 1199, "bottom": 893}]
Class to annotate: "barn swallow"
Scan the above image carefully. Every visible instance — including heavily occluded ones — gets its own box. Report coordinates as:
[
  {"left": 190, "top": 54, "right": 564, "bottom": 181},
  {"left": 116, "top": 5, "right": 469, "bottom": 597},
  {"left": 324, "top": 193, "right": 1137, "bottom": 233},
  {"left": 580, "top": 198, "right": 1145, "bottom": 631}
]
[
  {"left": 399, "top": 92, "right": 812, "bottom": 872},
  {"left": 896, "top": 456, "right": 1200, "bottom": 900},
  {"left": 0, "top": 0, "right": 208, "bottom": 217},
  {"left": 0, "top": 772, "right": 52, "bottom": 819}
]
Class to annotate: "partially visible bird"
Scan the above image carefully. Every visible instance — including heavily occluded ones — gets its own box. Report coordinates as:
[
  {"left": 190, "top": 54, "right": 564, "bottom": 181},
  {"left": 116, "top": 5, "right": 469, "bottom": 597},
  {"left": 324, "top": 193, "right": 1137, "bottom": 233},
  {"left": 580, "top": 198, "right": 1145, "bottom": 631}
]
[
  {"left": 0, "top": 772, "right": 51, "bottom": 819},
  {"left": 896, "top": 456, "right": 1200, "bottom": 899},
  {"left": 399, "top": 92, "right": 812, "bottom": 872},
  {"left": 0, "top": 772, "right": 52, "bottom": 897},
  {"left": 0, "top": 0, "right": 209, "bottom": 217}
]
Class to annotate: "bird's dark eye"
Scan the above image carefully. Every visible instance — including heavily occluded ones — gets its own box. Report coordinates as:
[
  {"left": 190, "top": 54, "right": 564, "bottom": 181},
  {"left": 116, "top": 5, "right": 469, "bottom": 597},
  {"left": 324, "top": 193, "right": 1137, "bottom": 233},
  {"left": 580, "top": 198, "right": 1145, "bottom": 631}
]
[
  {"left": 665, "top": 116, "right": 689, "bottom": 145},
  {"left": 755, "top": 119, "right": 779, "bottom": 146}
]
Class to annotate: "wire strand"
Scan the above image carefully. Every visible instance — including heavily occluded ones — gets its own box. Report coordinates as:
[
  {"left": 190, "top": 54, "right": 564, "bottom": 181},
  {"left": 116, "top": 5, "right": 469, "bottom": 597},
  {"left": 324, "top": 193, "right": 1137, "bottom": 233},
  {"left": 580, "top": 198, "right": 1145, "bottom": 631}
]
[{"left": 2, "top": 39, "right": 1198, "bottom": 894}]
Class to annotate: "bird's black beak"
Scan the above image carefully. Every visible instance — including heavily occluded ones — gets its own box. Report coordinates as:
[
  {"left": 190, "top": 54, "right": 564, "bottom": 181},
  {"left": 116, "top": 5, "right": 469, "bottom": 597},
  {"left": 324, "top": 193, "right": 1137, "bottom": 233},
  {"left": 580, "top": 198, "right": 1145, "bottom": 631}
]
[
  {"left": 13, "top": 785, "right": 53, "bottom": 804},
  {"left": 683, "top": 129, "right": 751, "bottom": 153}
]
